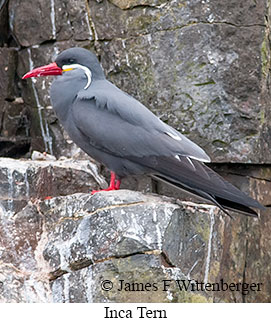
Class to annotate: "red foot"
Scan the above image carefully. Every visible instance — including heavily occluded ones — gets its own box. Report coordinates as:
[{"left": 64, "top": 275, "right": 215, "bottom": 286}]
[
  {"left": 91, "top": 171, "right": 121, "bottom": 195},
  {"left": 44, "top": 196, "right": 52, "bottom": 200}
]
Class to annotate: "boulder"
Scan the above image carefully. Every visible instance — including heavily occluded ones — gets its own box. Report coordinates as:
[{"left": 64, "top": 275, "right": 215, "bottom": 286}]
[
  {"left": 0, "top": 188, "right": 270, "bottom": 303},
  {"left": 0, "top": 157, "right": 106, "bottom": 214}
]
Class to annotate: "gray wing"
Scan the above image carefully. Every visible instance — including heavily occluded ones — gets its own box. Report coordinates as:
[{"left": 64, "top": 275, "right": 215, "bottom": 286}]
[
  {"left": 73, "top": 82, "right": 264, "bottom": 216},
  {"left": 73, "top": 81, "right": 210, "bottom": 162}
]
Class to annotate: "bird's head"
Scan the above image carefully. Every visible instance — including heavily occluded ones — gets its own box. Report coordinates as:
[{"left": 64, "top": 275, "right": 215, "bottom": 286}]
[{"left": 22, "top": 47, "right": 105, "bottom": 89}]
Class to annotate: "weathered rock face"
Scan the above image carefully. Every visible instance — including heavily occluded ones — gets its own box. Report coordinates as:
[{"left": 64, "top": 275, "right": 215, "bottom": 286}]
[
  {"left": 0, "top": 47, "right": 31, "bottom": 157},
  {"left": 0, "top": 0, "right": 269, "bottom": 162},
  {"left": 1, "top": 189, "right": 270, "bottom": 303},
  {"left": 0, "top": 157, "right": 106, "bottom": 214},
  {"left": 94, "top": 0, "right": 271, "bottom": 163}
]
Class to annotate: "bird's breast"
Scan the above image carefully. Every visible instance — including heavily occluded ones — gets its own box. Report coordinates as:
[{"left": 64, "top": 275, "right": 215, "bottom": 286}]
[{"left": 50, "top": 71, "right": 87, "bottom": 122}]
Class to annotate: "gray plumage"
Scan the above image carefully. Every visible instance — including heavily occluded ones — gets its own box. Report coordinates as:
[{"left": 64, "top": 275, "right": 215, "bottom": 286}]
[{"left": 33, "top": 48, "right": 265, "bottom": 216}]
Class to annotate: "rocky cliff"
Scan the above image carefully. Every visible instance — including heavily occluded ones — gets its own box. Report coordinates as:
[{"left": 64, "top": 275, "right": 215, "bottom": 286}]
[
  {"left": 0, "top": 158, "right": 270, "bottom": 302},
  {"left": 0, "top": 0, "right": 270, "bottom": 302}
]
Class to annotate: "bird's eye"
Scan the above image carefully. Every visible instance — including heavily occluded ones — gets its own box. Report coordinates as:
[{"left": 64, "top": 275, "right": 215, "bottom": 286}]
[{"left": 68, "top": 58, "right": 75, "bottom": 64}]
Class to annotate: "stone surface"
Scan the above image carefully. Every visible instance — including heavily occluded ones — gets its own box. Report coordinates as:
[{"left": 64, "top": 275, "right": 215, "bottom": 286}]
[
  {"left": 0, "top": 47, "right": 31, "bottom": 157},
  {"left": 0, "top": 189, "right": 270, "bottom": 303},
  {"left": 92, "top": 0, "right": 270, "bottom": 163},
  {"left": 8, "top": 0, "right": 92, "bottom": 47},
  {"left": 109, "top": 0, "right": 166, "bottom": 10},
  {"left": 0, "top": 0, "right": 271, "bottom": 304},
  {"left": 0, "top": 47, "right": 17, "bottom": 101},
  {"left": 0, "top": 157, "right": 106, "bottom": 214},
  {"left": 1, "top": 0, "right": 269, "bottom": 163},
  {"left": 0, "top": 0, "right": 9, "bottom": 47}
]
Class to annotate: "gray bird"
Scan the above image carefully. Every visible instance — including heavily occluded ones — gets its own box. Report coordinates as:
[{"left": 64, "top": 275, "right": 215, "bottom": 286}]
[{"left": 22, "top": 47, "right": 264, "bottom": 217}]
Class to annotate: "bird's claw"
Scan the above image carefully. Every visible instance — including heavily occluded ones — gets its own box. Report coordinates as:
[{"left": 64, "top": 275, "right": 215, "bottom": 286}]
[
  {"left": 91, "top": 187, "right": 119, "bottom": 195},
  {"left": 91, "top": 171, "right": 121, "bottom": 195}
]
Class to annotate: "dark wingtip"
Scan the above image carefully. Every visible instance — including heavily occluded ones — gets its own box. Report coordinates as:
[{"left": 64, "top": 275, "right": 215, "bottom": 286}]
[{"left": 215, "top": 197, "right": 261, "bottom": 218}]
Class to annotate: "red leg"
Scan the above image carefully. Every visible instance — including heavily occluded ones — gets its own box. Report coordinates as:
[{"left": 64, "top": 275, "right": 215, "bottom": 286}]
[
  {"left": 115, "top": 179, "right": 121, "bottom": 190},
  {"left": 109, "top": 171, "right": 116, "bottom": 188},
  {"left": 91, "top": 171, "right": 121, "bottom": 195}
]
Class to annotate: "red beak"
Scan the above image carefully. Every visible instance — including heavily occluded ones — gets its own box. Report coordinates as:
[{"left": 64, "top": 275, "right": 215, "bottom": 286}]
[{"left": 22, "top": 62, "right": 62, "bottom": 79}]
